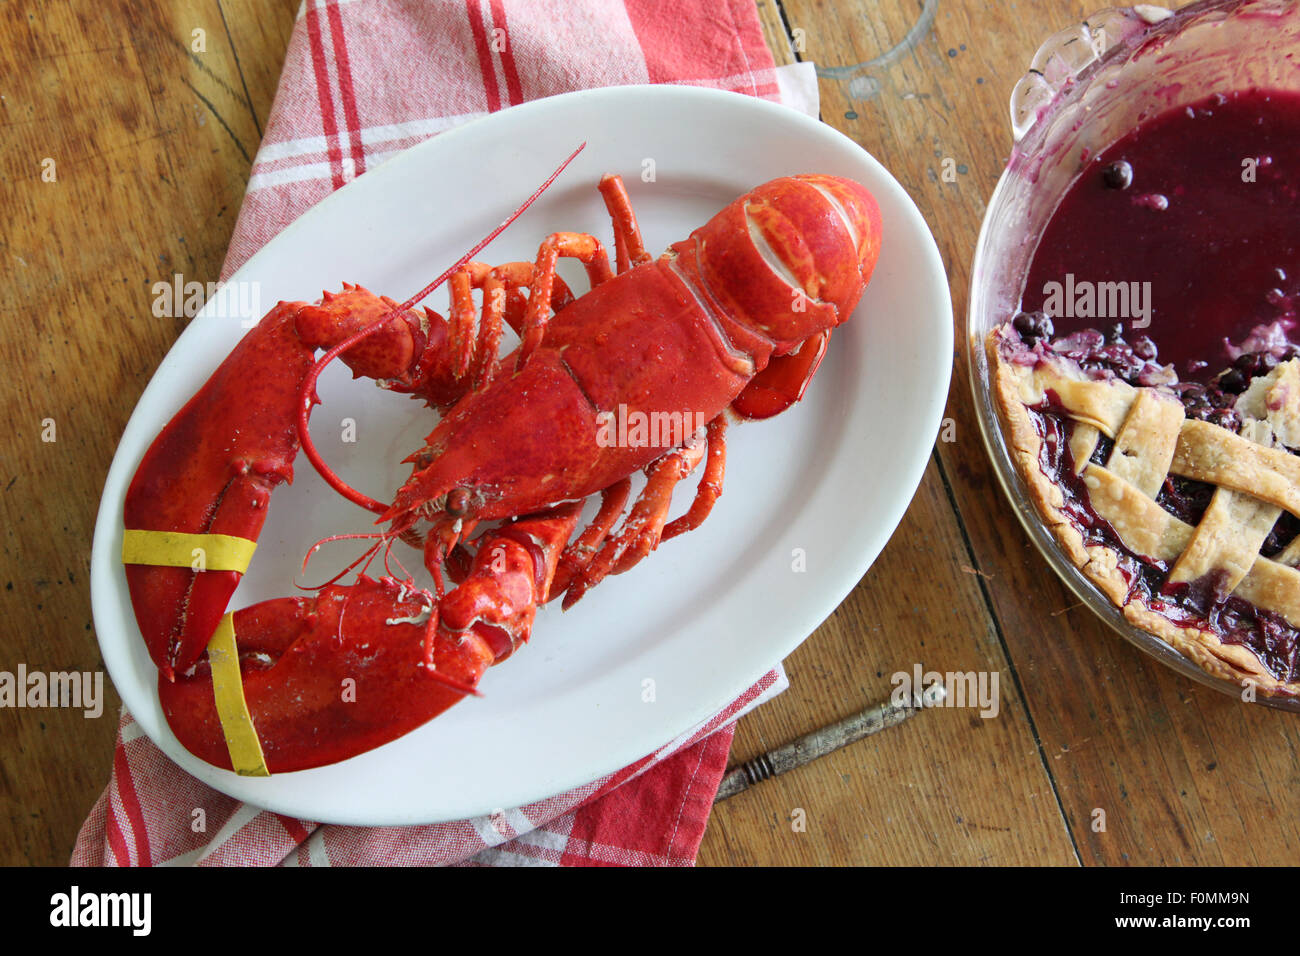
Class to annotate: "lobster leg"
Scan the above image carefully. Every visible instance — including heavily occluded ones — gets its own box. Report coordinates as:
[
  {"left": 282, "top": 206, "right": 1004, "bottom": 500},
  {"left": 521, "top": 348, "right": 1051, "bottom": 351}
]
[
  {"left": 662, "top": 415, "right": 728, "bottom": 541},
  {"left": 517, "top": 232, "right": 614, "bottom": 367},
  {"left": 561, "top": 429, "right": 709, "bottom": 610},
  {"left": 504, "top": 187, "right": 657, "bottom": 367},
  {"left": 598, "top": 174, "right": 651, "bottom": 273},
  {"left": 446, "top": 263, "right": 494, "bottom": 383},
  {"left": 548, "top": 477, "right": 633, "bottom": 600},
  {"left": 550, "top": 416, "right": 725, "bottom": 602},
  {"left": 447, "top": 261, "right": 576, "bottom": 391},
  {"left": 505, "top": 174, "right": 651, "bottom": 367}
]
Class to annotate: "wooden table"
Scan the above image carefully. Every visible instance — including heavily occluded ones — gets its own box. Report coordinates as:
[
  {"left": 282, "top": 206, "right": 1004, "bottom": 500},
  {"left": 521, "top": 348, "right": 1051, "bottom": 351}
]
[{"left": 4, "top": 0, "right": 1297, "bottom": 866}]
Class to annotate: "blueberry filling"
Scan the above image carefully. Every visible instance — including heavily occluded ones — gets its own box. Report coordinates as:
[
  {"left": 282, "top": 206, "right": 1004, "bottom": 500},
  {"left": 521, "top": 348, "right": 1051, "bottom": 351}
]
[
  {"left": 1263, "top": 512, "right": 1300, "bottom": 559},
  {"left": 1101, "top": 159, "right": 1133, "bottom": 190},
  {"left": 1089, "top": 433, "right": 1114, "bottom": 467},
  {"left": 1155, "top": 475, "right": 1215, "bottom": 529}
]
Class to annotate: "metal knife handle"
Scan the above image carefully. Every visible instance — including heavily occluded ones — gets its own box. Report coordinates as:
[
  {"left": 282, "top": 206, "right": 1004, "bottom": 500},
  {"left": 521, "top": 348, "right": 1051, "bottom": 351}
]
[{"left": 714, "top": 682, "right": 946, "bottom": 803}]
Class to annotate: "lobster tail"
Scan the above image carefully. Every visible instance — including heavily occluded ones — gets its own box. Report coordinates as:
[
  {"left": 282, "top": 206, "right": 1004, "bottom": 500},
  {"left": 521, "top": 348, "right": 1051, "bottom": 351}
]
[{"left": 797, "top": 174, "right": 884, "bottom": 295}]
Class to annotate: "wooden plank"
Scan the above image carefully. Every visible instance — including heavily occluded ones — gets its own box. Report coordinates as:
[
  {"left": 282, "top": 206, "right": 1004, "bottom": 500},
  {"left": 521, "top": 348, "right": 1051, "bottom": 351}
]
[
  {"left": 754, "top": 0, "right": 798, "bottom": 67},
  {"left": 0, "top": 0, "right": 297, "bottom": 866},
  {"left": 699, "top": 459, "right": 1079, "bottom": 864},
  {"left": 215, "top": 0, "right": 299, "bottom": 133}
]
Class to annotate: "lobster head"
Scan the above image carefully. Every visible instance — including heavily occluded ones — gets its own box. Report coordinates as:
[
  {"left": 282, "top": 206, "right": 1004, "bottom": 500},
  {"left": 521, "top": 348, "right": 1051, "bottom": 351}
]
[{"left": 672, "top": 174, "right": 882, "bottom": 353}]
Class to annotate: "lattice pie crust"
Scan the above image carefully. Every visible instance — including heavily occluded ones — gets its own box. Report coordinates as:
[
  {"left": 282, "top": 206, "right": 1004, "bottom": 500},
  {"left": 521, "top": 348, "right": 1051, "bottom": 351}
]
[{"left": 989, "top": 325, "right": 1300, "bottom": 696}]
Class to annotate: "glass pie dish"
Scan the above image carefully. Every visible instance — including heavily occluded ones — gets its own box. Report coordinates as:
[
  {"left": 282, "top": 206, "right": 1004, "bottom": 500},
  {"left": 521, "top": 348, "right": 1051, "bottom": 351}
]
[{"left": 969, "top": 0, "right": 1300, "bottom": 709}]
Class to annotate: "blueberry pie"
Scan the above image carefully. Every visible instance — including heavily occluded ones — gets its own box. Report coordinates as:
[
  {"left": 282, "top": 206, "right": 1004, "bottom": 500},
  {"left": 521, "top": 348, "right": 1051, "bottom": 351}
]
[
  {"left": 990, "top": 319, "right": 1300, "bottom": 695},
  {"left": 986, "top": 89, "right": 1300, "bottom": 696}
]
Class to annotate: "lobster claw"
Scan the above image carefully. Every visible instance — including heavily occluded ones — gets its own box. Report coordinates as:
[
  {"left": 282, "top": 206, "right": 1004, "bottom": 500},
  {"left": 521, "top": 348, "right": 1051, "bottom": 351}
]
[
  {"left": 123, "top": 287, "right": 481, "bottom": 681},
  {"left": 158, "top": 504, "right": 582, "bottom": 774},
  {"left": 438, "top": 502, "right": 584, "bottom": 662},
  {"left": 158, "top": 577, "right": 483, "bottom": 773},
  {"left": 123, "top": 301, "right": 317, "bottom": 680}
]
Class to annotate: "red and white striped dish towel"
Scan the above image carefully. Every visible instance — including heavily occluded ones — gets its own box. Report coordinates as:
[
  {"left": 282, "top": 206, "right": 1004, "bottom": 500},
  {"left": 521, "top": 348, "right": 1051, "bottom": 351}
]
[
  {"left": 74, "top": 0, "right": 817, "bottom": 866},
  {"left": 222, "top": 0, "right": 818, "bottom": 276}
]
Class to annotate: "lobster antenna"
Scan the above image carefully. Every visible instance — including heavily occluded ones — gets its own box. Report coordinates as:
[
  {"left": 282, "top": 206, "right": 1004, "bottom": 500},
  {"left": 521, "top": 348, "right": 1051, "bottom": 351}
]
[
  {"left": 393, "top": 141, "right": 587, "bottom": 313},
  {"left": 298, "top": 322, "right": 396, "bottom": 514},
  {"left": 297, "top": 142, "right": 588, "bottom": 515},
  {"left": 298, "top": 530, "right": 387, "bottom": 588}
]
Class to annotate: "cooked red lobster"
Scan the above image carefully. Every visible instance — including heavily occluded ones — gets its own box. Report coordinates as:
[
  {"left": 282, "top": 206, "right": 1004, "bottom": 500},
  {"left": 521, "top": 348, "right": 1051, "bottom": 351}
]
[{"left": 122, "top": 166, "right": 882, "bottom": 774}]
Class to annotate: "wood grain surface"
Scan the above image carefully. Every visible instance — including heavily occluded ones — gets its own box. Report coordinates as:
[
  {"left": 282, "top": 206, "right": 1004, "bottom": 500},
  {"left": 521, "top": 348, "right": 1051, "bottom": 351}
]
[{"left": 2, "top": 0, "right": 1296, "bottom": 867}]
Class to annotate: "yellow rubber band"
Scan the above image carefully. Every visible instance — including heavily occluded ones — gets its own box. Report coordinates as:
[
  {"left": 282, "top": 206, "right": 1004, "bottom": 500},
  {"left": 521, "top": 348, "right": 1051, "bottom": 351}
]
[
  {"left": 122, "top": 529, "right": 257, "bottom": 574},
  {"left": 206, "top": 614, "right": 269, "bottom": 777}
]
